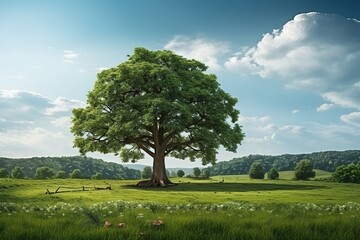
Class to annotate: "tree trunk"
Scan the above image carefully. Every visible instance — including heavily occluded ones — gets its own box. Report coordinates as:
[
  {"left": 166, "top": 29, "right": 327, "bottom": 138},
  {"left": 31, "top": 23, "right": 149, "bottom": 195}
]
[{"left": 135, "top": 150, "right": 175, "bottom": 187}]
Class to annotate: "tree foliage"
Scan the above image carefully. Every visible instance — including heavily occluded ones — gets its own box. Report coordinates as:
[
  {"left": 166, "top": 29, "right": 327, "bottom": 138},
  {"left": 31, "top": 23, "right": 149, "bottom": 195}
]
[
  {"left": 177, "top": 170, "right": 185, "bottom": 178},
  {"left": 202, "top": 168, "right": 210, "bottom": 179},
  {"left": 11, "top": 166, "right": 24, "bottom": 179},
  {"left": 35, "top": 167, "right": 55, "bottom": 179},
  {"left": 142, "top": 166, "right": 152, "bottom": 179},
  {"left": 267, "top": 167, "right": 279, "bottom": 180},
  {"left": 295, "top": 159, "right": 315, "bottom": 180},
  {"left": 71, "top": 47, "right": 244, "bottom": 186},
  {"left": 55, "top": 170, "right": 66, "bottom": 179},
  {"left": 0, "top": 168, "right": 9, "bottom": 178},
  {"left": 193, "top": 167, "right": 201, "bottom": 178},
  {"left": 0, "top": 156, "right": 140, "bottom": 180},
  {"left": 70, "top": 169, "right": 82, "bottom": 179},
  {"left": 332, "top": 163, "right": 360, "bottom": 183},
  {"left": 92, "top": 172, "right": 102, "bottom": 180},
  {"left": 208, "top": 150, "right": 360, "bottom": 176},
  {"left": 249, "top": 162, "right": 265, "bottom": 179}
]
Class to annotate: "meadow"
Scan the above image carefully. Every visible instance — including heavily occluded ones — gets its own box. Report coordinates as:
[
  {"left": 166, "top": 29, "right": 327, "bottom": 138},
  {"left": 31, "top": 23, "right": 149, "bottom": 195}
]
[{"left": 0, "top": 170, "right": 359, "bottom": 239}]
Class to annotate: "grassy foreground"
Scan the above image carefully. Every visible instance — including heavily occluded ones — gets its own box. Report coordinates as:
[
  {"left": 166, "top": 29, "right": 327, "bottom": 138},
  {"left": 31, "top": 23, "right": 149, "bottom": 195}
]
[{"left": 1, "top": 173, "right": 359, "bottom": 239}]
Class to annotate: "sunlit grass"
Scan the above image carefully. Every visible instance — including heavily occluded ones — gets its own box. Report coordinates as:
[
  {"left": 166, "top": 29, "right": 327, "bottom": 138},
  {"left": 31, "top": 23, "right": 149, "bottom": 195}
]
[
  {"left": 1, "top": 174, "right": 359, "bottom": 239},
  {"left": 0, "top": 201, "right": 359, "bottom": 240}
]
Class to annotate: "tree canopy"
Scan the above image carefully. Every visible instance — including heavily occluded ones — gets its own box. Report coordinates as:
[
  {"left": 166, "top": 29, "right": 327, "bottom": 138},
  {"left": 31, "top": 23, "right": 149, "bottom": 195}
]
[
  {"left": 0, "top": 156, "right": 140, "bottom": 180},
  {"left": 0, "top": 168, "right": 9, "bottom": 178},
  {"left": 294, "top": 159, "right": 315, "bottom": 180},
  {"left": 35, "top": 167, "right": 55, "bottom": 179},
  {"left": 11, "top": 166, "right": 24, "bottom": 179},
  {"left": 249, "top": 162, "right": 265, "bottom": 179},
  {"left": 177, "top": 170, "right": 185, "bottom": 178},
  {"left": 267, "top": 167, "right": 279, "bottom": 180},
  {"left": 71, "top": 47, "right": 244, "bottom": 186},
  {"left": 332, "top": 163, "right": 360, "bottom": 183},
  {"left": 193, "top": 167, "right": 201, "bottom": 178},
  {"left": 142, "top": 166, "right": 152, "bottom": 179}
]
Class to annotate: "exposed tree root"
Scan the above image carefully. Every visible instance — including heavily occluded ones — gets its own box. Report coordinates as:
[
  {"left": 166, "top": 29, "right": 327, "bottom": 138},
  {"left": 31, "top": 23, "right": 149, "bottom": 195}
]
[{"left": 134, "top": 178, "right": 177, "bottom": 188}]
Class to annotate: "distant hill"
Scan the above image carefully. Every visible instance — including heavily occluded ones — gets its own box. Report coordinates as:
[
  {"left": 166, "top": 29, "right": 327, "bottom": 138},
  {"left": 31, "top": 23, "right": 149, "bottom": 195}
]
[
  {"left": 123, "top": 164, "right": 149, "bottom": 171},
  {"left": 0, "top": 156, "right": 141, "bottom": 179},
  {"left": 2, "top": 150, "right": 358, "bottom": 179},
  {"left": 208, "top": 150, "right": 360, "bottom": 176}
]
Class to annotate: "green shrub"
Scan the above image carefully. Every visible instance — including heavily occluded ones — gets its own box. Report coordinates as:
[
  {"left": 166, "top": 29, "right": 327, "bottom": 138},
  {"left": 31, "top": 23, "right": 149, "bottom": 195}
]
[
  {"left": 249, "top": 162, "right": 265, "bottom": 179},
  {"left": 295, "top": 160, "right": 315, "bottom": 180}
]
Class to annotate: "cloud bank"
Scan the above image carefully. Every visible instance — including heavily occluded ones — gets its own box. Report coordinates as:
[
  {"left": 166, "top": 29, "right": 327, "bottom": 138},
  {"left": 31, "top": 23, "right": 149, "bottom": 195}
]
[
  {"left": 225, "top": 12, "right": 360, "bottom": 112},
  {"left": 0, "top": 90, "right": 83, "bottom": 157}
]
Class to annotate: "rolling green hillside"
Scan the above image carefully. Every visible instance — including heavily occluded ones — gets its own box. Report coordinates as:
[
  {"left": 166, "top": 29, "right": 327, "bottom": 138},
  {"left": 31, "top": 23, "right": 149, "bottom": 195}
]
[
  {"left": 209, "top": 150, "right": 360, "bottom": 175},
  {"left": 0, "top": 156, "right": 141, "bottom": 179}
]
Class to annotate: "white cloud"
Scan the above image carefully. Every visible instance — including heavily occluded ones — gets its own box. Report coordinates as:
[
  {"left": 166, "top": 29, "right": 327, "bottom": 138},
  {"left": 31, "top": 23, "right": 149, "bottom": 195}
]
[
  {"left": 317, "top": 103, "right": 335, "bottom": 112},
  {"left": 340, "top": 112, "right": 360, "bottom": 127},
  {"left": 238, "top": 115, "right": 271, "bottom": 124},
  {"left": 245, "top": 134, "right": 276, "bottom": 144},
  {"left": 45, "top": 97, "right": 83, "bottom": 116},
  {"left": 280, "top": 125, "right": 305, "bottom": 135},
  {"left": 164, "top": 36, "right": 229, "bottom": 71},
  {"left": 292, "top": 109, "right": 299, "bottom": 114},
  {"left": 257, "top": 123, "right": 277, "bottom": 132},
  {"left": 63, "top": 50, "right": 78, "bottom": 63},
  {"left": 0, "top": 89, "right": 84, "bottom": 158},
  {"left": 225, "top": 12, "right": 360, "bottom": 110},
  {"left": 0, "top": 128, "right": 74, "bottom": 157}
]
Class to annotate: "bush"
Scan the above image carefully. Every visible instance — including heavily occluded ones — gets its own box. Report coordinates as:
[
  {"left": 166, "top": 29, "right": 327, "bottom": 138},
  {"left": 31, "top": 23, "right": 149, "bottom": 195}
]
[
  {"left": 177, "top": 170, "right": 185, "bottom": 178},
  {"left": 0, "top": 168, "right": 9, "bottom": 178},
  {"left": 55, "top": 170, "right": 67, "bottom": 179},
  {"left": 193, "top": 167, "right": 201, "bottom": 178},
  {"left": 295, "top": 159, "right": 315, "bottom": 180},
  {"left": 70, "top": 169, "right": 82, "bottom": 179},
  {"left": 35, "top": 167, "right": 55, "bottom": 179},
  {"left": 202, "top": 168, "right": 210, "bottom": 178},
  {"left": 92, "top": 172, "right": 102, "bottom": 180},
  {"left": 267, "top": 167, "right": 279, "bottom": 180},
  {"left": 332, "top": 163, "right": 360, "bottom": 183},
  {"left": 141, "top": 166, "right": 152, "bottom": 179},
  {"left": 11, "top": 166, "right": 24, "bottom": 179},
  {"left": 249, "top": 162, "right": 265, "bottom": 179}
]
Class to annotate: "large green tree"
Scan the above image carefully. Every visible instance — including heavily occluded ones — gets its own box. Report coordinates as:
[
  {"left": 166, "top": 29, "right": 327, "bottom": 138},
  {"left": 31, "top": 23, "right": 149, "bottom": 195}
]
[
  {"left": 71, "top": 48, "right": 244, "bottom": 187},
  {"left": 193, "top": 167, "right": 201, "bottom": 178},
  {"left": 294, "top": 159, "right": 315, "bottom": 180},
  {"left": 332, "top": 163, "right": 360, "bottom": 183},
  {"left": 141, "top": 166, "right": 152, "bottom": 179},
  {"left": 249, "top": 162, "right": 265, "bottom": 179}
]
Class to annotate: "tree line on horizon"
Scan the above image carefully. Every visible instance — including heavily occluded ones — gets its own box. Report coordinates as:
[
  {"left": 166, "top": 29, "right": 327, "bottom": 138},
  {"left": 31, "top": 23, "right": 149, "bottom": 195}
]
[
  {"left": 0, "top": 150, "right": 359, "bottom": 182},
  {"left": 0, "top": 156, "right": 141, "bottom": 180},
  {"left": 207, "top": 150, "right": 360, "bottom": 176}
]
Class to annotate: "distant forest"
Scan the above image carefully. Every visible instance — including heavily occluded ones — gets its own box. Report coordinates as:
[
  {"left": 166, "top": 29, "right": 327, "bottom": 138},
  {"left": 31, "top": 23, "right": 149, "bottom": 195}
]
[
  {"left": 208, "top": 150, "right": 360, "bottom": 175},
  {"left": 0, "top": 156, "right": 141, "bottom": 179},
  {"left": 1, "top": 150, "right": 359, "bottom": 179}
]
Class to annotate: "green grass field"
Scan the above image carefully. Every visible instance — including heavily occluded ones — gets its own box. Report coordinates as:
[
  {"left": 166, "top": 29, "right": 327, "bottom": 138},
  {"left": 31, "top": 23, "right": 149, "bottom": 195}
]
[{"left": 1, "top": 171, "right": 359, "bottom": 239}]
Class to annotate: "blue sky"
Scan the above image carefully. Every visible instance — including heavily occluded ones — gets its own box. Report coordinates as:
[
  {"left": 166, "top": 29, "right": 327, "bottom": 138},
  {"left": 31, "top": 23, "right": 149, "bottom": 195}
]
[{"left": 0, "top": 0, "right": 359, "bottom": 167}]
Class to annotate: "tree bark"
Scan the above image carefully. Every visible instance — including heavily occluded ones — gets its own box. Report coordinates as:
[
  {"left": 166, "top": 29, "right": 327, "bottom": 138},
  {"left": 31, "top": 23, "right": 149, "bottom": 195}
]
[{"left": 135, "top": 149, "right": 175, "bottom": 187}]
